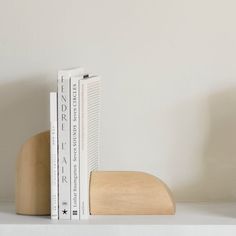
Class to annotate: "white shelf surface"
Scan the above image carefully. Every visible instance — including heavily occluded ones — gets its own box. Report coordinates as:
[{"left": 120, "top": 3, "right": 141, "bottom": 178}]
[{"left": 1, "top": 202, "right": 236, "bottom": 236}]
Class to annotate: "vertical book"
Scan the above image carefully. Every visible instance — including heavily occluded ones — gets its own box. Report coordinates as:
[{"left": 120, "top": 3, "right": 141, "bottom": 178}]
[
  {"left": 79, "top": 76, "right": 101, "bottom": 219},
  {"left": 58, "top": 68, "right": 84, "bottom": 219},
  {"left": 50, "top": 92, "right": 58, "bottom": 219},
  {"left": 70, "top": 74, "right": 84, "bottom": 219}
]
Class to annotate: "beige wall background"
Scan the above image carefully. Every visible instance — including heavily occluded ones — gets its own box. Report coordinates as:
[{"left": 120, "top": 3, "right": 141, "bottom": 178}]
[{"left": 1, "top": 0, "right": 236, "bottom": 202}]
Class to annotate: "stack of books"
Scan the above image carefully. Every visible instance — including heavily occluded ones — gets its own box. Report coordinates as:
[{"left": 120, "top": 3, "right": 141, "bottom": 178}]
[{"left": 50, "top": 67, "right": 101, "bottom": 220}]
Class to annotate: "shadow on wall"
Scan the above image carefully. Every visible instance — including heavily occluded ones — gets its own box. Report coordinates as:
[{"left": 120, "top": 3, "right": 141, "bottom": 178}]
[
  {"left": 175, "top": 87, "right": 236, "bottom": 202},
  {"left": 0, "top": 78, "right": 51, "bottom": 201}
]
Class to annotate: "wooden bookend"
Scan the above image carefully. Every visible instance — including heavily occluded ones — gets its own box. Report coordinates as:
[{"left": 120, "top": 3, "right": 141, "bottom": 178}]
[
  {"left": 16, "top": 131, "right": 175, "bottom": 216},
  {"left": 16, "top": 131, "right": 50, "bottom": 215},
  {"left": 90, "top": 171, "right": 175, "bottom": 215}
]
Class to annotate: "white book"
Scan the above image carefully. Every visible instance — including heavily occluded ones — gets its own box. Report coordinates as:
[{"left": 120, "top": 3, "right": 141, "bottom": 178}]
[
  {"left": 50, "top": 92, "right": 58, "bottom": 220},
  {"left": 79, "top": 76, "right": 101, "bottom": 219},
  {"left": 58, "top": 68, "right": 84, "bottom": 220},
  {"left": 70, "top": 74, "right": 84, "bottom": 220}
]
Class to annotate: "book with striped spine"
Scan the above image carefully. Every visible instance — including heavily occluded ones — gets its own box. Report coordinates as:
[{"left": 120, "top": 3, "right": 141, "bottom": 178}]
[{"left": 79, "top": 76, "right": 101, "bottom": 219}]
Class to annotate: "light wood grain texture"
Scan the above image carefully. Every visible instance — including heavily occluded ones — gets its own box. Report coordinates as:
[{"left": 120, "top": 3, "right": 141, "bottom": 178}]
[
  {"left": 15, "top": 131, "right": 175, "bottom": 216},
  {"left": 90, "top": 171, "right": 175, "bottom": 215},
  {"left": 16, "top": 131, "right": 50, "bottom": 215}
]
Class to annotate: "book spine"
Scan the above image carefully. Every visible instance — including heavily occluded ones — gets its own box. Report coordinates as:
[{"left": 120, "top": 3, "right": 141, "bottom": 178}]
[
  {"left": 87, "top": 77, "right": 101, "bottom": 175},
  {"left": 58, "top": 73, "right": 71, "bottom": 220},
  {"left": 79, "top": 80, "right": 88, "bottom": 219},
  {"left": 70, "top": 77, "right": 80, "bottom": 220},
  {"left": 80, "top": 76, "right": 101, "bottom": 219},
  {"left": 50, "top": 92, "right": 58, "bottom": 220}
]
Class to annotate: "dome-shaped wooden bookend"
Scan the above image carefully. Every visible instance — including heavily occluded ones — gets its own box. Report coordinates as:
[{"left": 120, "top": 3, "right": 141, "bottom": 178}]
[
  {"left": 16, "top": 131, "right": 50, "bottom": 215},
  {"left": 15, "top": 131, "right": 175, "bottom": 216},
  {"left": 90, "top": 171, "right": 175, "bottom": 215}
]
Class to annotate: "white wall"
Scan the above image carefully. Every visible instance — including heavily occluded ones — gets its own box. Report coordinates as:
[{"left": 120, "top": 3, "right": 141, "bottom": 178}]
[{"left": 1, "top": 0, "right": 236, "bottom": 202}]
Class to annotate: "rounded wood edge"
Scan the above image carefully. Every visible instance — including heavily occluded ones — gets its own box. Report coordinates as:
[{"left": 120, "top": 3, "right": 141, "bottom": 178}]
[
  {"left": 144, "top": 172, "right": 176, "bottom": 214},
  {"left": 90, "top": 171, "right": 176, "bottom": 215},
  {"left": 15, "top": 130, "right": 50, "bottom": 216}
]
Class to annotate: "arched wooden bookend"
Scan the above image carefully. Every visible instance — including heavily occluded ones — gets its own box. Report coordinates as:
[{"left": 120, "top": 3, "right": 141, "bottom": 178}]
[
  {"left": 16, "top": 131, "right": 175, "bottom": 216},
  {"left": 90, "top": 171, "right": 175, "bottom": 215},
  {"left": 16, "top": 131, "right": 50, "bottom": 215}
]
